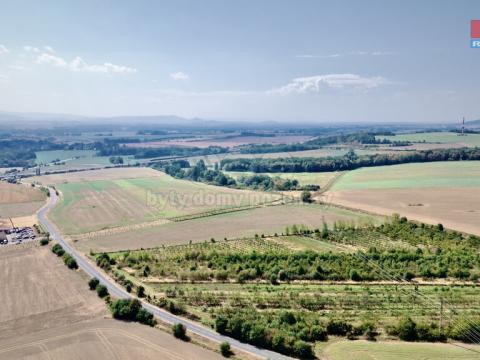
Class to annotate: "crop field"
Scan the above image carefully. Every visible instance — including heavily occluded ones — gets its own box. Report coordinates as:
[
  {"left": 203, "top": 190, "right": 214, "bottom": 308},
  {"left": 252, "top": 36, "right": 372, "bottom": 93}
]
[
  {"left": 0, "top": 245, "right": 222, "bottom": 360},
  {"left": 0, "top": 182, "right": 46, "bottom": 218},
  {"left": 377, "top": 132, "right": 480, "bottom": 147},
  {"left": 189, "top": 147, "right": 398, "bottom": 166},
  {"left": 326, "top": 162, "right": 480, "bottom": 235},
  {"left": 331, "top": 161, "right": 480, "bottom": 191},
  {"left": 45, "top": 168, "right": 278, "bottom": 234},
  {"left": 77, "top": 203, "right": 377, "bottom": 252},
  {"left": 127, "top": 134, "right": 314, "bottom": 149},
  {"left": 322, "top": 340, "right": 480, "bottom": 360}
]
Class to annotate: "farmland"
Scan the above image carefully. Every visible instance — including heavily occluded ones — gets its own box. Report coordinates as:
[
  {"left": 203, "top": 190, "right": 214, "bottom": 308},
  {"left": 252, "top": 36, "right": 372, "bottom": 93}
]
[
  {"left": 97, "top": 217, "right": 480, "bottom": 358},
  {"left": 326, "top": 161, "right": 480, "bottom": 235},
  {"left": 377, "top": 132, "right": 480, "bottom": 147},
  {"left": 33, "top": 167, "right": 279, "bottom": 234},
  {"left": 0, "top": 182, "right": 46, "bottom": 218},
  {"left": 322, "top": 340, "right": 480, "bottom": 360},
  {"left": 76, "top": 203, "right": 377, "bottom": 252},
  {"left": 0, "top": 244, "right": 222, "bottom": 360}
]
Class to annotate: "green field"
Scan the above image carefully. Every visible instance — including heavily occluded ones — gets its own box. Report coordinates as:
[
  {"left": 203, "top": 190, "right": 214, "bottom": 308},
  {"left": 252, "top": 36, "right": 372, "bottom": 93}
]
[
  {"left": 51, "top": 173, "right": 279, "bottom": 234},
  {"left": 35, "top": 150, "right": 136, "bottom": 166},
  {"left": 225, "top": 171, "right": 339, "bottom": 188},
  {"left": 322, "top": 340, "right": 480, "bottom": 360},
  {"left": 332, "top": 161, "right": 480, "bottom": 190},
  {"left": 377, "top": 132, "right": 480, "bottom": 146}
]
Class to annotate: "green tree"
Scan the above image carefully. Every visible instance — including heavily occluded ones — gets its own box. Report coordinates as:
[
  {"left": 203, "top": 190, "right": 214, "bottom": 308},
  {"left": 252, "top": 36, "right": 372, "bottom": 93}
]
[
  {"left": 220, "top": 341, "right": 231, "bottom": 357},
  {"left": 172, "top": 323, "right": 187, "bottom": 339},
  {"left": 301, "top": 190, "right": 312, "bottom": 203},
  {"left": 96, "top": 284, "right": 109, "bottom": 298},
  {"left": 88, "top": 277, "right": 100, "bottom": 290}
]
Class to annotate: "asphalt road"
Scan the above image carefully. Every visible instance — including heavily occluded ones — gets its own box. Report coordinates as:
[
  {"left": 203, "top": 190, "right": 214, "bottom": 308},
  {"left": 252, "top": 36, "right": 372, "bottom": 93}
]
[{"left": 38, "top": 188, "right": 292, "bottom": 360}]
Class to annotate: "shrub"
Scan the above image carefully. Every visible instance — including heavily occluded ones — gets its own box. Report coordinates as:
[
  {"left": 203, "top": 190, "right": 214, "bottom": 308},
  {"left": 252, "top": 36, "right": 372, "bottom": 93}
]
[
  {"left": 39, "top": 238, "right": 49, "bottom": 246},
  {"left": 63, "top": 254, "right": 78, "bottom": 269},
  {"left": 293, "top": 340, "right": 314, "bottom": 358},
  {"left": 52, "top": 243, "right": 65, "bottom": 256},
  {"left": 396, "top": 317, "right": 417, "bottom": 341},
  {"left": 110, "top": 298, "right": 155, "bottom": 326},
  {"left": 137, "top": 285, "right": 145, "bottom": 298},
  {"left": 96, "top": 284, "right": 109, "bottom": 298},
  {"left": 220, "top": 341, "right": 231, "bottom": 357},
  {"left": 172, "top": 323, "right": 187, "bottom": 339},
  {"left": 88, "top": 277, "right": 100, "bottom": 290},
  {"left": 327, "top": 319, "right": 353, "bottom": 336}
]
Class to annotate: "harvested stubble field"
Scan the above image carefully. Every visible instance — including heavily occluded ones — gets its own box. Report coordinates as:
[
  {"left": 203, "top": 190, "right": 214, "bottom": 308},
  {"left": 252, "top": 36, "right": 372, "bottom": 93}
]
[
  {"left": 325, "top": 161, "right": 480, "bottom": 235},
  {"left": 0, "top": 245, "right": 222, "bottom": 360},
  {"left": 189, "top": 147, "right": 398, "bottom": 166},
  {"left": 0, "top": 182, "right": 46, "bottom": 218},
  {"left": 77, "top": 204, "right": 377, "bottom": 252},
  {"left": 37, "top": 167, "right": 278, "bottom": 234},
  {"left": 127, "top": 134, "right": 313, "bottom": 148}
]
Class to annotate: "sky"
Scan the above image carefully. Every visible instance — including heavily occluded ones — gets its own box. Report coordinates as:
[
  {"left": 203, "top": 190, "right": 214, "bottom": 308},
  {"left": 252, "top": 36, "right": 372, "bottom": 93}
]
[{"left": 0, "top": 0, "right": 478, "bottom": 123}]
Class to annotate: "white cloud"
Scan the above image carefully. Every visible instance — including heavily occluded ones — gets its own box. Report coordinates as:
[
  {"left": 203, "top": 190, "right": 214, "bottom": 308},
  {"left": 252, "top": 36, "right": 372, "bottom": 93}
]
[
  {"left": 0, "top": 74, "right": 8, "bottom": 82},
  {"left": 170, "top": 71, "right": 189, "bottom": 81},
  {"left": 0, "top": 44, "right": 10, "bottom": 55},
  {"left": 24, "top": 45, "right": 40, "bottom": 53},
  {"left": 295, "top": 54, "right": 340, "bottom": 59},
  {"left": 44, "top": 46, "right": 55, "bottom": 53},
  {"left": 269, "top": 74, "right": 387, "bottom": 95},
  {"left": 34, "top": 52, "right": 137, "bottom": 74}
]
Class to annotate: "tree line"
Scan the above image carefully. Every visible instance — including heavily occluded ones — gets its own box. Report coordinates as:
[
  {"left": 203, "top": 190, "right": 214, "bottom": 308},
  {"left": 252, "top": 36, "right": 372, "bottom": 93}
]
[{"left": 221, "top": 147, "right": 480, "bottom": 173}]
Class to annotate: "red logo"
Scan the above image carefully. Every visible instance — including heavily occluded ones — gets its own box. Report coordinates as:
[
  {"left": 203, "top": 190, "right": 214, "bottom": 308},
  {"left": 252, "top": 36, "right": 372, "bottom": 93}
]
[{"left": 472, "top": 20, "right": 480, "bottom": 38}]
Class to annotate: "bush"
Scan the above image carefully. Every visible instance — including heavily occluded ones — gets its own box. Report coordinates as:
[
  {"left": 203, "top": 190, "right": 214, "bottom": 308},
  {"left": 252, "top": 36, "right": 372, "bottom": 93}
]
[
  {"left": 293, "top": 340, "right": 314, "bottom": 359},
  {"left": 220, "top": 341, "right": 231, "bottom": 357},
  {"left": 52, "top": 243, "right": 65, "bottom": 256},
  {"left": 110, "top": 298, "right": 155, "bottom": 326},
  {"left": 88, "top": 277, "right": 100, "bottom": 290},
  {"left": 39, "top": 238, "right": 49, "bottom": 246},
  {"left": 172, "top": 323, "right": 187, "bottom": 339},
  {"left": 63, "top": 254, "right": 78, "bottom": 269},
  {"left": 96, "top": 284, "right": 109, "bottom": 298},
  {"left": 327, "top": 319, "right": 353, "bottom": 336},
  {"left": 137, "top": 285, "right": 145, "bottom": 298},
  {"left": 396, "top": 317, "right": 418, "bottom": 341}
]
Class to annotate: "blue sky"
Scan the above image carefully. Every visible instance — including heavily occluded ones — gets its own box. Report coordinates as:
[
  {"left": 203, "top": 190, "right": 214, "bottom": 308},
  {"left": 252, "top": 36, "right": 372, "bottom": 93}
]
[{"left": 0, "top": 0, "right": 478, "bottom": 122}]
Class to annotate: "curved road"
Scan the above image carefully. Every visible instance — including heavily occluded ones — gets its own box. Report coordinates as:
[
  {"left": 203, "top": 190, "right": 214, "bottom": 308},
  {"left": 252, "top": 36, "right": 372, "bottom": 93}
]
[{"left": 38, "top": 189, "right": 291, "bottom": 360}]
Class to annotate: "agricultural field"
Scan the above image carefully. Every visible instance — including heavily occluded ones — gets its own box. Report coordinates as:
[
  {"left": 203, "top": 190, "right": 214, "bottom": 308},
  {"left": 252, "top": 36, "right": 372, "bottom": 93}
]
[
  {"left": 97, "top": 218, "right": 480, "bottom": 359},
  {"left": 321, "top": 340, "right": 480, "bottom": 360},
  {"left": 0, "top": 245, "right": 222, "bottom": 360},
  {"left": 127, "top": 134, "right": 314, "bottom": 149},
  {"left": 0, "top": 182, "right": 46, "bottom": 218},
  {"left": 37, "top": 167, "right": 279, "bottom": 234},
  {"left": 377, "top": 132, "right": 480, "bottom": 147},
  {"left": 189, "top": 147, "right": 399, "bottom": 166},
  {"left": 76, "top": 203, "right": 378, "bottom": 252},
  {"left": 325, "top": 161, "right": 480, "bottom": 235}
]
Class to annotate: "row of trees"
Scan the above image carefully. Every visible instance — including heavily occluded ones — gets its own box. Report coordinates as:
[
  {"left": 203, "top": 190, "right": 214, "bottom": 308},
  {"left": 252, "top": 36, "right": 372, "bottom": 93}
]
[
  {"left": 221, "top": 147, "right": 480, "bottom": 173},
  {"left": 154, "top": 160, "right": 319, "bottom": 191},
  {"left": 237, "top": 132, "right": 411, "bottom": 154}
]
